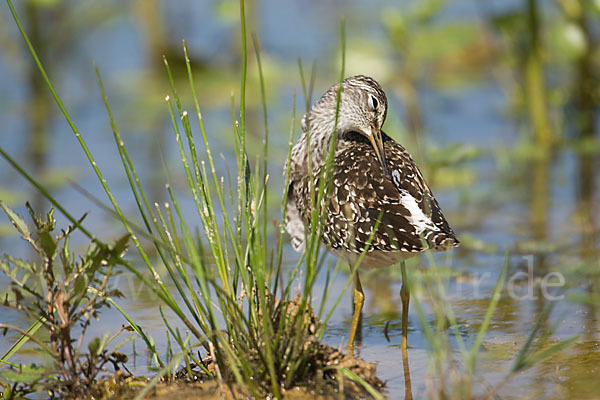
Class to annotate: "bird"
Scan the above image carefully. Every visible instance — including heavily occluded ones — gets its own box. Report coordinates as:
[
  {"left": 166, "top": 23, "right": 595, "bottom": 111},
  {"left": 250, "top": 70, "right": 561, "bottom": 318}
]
[{"left": 284, "top": 75, "right": 459, "bottom": 351}]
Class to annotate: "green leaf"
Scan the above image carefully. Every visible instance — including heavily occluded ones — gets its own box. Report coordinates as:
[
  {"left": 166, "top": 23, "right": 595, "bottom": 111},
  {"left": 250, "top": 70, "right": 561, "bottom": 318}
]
[
  {"left": 88, "top": 337, "right": 101, "bottom": 356},
  {"left": 1, "top": 364, "right": 46, "bottom": 383},
  {"left": 1, "top": 317, "right": 46, "bottom": 365},
  {"left": 97, "top": 331, "right": 111, "bottom": 354},
  {"left": 74, "top": 275, "right": 87, "bottom": 295},
  {"left": 0, "top": 201, "right": 31, "bottom": 238},
  {"left": 112, "top": 233, "right": 131, "bottom": 258},
  {"left": 11, "top": 257, "right": 36, "bottom": 274},
  {"left": 89, "top": 332, "right": 111, "bottom": 356},
  {"left": 39, "top": 231, "right": 57, "bottom": 259}
]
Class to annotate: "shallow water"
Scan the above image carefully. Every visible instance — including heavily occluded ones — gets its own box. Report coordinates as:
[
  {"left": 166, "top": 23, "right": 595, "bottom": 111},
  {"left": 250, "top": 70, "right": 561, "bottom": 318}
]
[{"left": 1, "top": 1, "right": 599, "bottom": 399}]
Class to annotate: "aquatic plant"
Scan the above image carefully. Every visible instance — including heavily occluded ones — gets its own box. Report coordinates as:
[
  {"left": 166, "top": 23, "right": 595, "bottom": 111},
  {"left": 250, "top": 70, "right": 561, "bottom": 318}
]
[{"left": 0, "top": 202, "right": 132, "bottom": 399}]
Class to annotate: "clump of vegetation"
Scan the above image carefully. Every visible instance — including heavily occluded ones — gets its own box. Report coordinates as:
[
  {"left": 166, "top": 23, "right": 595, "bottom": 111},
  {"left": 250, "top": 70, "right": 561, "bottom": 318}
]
[
  {"left": 151, "top": 293, "right": 384, "bottom": 398},
  {"left": 0, "top": 202, "right": 134, "bottom": 399}
]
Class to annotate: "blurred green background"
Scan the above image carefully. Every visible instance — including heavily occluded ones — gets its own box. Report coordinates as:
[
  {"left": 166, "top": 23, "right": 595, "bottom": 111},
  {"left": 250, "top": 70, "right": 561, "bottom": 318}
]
[{"left": 1, "top": 0, "right": 599, "bottom": 398}]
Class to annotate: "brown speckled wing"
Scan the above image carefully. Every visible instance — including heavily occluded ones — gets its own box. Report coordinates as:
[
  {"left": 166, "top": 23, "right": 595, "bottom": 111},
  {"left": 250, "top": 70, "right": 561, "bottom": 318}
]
[{"left": 293, "top": 133, "right": 459, "bottom": 256}]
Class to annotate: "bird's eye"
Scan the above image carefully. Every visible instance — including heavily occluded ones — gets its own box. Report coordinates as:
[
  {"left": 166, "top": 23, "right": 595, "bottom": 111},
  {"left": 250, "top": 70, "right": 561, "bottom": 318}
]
[{"left": 368, "top": 94, "right": 378, "bottom": 111}]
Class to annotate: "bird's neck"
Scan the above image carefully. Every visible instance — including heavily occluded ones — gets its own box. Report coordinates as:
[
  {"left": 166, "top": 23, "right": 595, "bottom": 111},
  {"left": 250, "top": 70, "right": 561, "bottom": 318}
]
[
  {"left": 306, "top": 111, "right": 351, "bottom": 166},
  {"left": 290, "top": 132, "right": 333, "bottom": 175}
]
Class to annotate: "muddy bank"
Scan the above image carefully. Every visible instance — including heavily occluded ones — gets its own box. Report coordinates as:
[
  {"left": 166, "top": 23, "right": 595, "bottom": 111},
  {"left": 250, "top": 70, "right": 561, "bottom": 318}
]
[{"left": 147, "top": 346, "right": 384, "bottom": 399}]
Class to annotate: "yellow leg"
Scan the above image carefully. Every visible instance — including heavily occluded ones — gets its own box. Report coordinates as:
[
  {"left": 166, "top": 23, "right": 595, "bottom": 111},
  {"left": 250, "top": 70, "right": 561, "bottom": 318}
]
[
  {"left": 400, "top": 261, "right": 410, "bottom": 351},
  {"left": 402, "top": 341, "right": 413, "bottom": 400},
  {"left": 347, "top": 273, "right": 364, "bottom": 350}
]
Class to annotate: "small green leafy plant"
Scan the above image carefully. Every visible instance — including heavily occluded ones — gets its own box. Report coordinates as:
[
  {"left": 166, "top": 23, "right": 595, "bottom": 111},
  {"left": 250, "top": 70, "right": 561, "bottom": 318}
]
[{"left": 0, "top": 202, "right": 131, "bottom": 399}]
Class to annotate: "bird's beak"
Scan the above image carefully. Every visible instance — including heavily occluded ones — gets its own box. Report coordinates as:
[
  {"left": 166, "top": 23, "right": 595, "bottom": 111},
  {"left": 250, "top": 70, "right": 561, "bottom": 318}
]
[{"left": 363, "top": 125, "right": 391, "bottom": 179}]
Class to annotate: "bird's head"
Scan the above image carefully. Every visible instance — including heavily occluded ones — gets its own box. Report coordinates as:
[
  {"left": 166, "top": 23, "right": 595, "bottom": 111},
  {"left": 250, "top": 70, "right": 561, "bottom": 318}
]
[{"left": 305, "top": 75, "right": 390, "bottom": 178}]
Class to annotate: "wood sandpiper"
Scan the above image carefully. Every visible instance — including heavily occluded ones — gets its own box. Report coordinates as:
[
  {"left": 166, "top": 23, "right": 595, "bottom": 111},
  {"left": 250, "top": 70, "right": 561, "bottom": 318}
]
[{"left": 284, "top": 75, "right": 459, "bottom": 350}]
